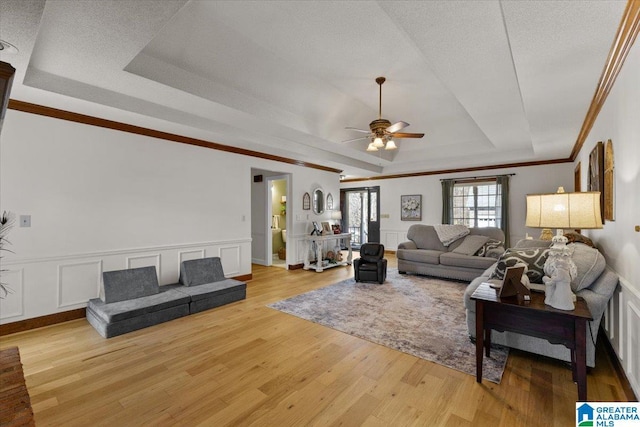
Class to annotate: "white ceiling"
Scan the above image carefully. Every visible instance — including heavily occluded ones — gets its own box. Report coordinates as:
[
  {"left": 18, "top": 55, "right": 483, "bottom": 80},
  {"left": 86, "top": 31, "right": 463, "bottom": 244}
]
[{"left": 0, "top": 0, "right": 626, "bottom": 178}]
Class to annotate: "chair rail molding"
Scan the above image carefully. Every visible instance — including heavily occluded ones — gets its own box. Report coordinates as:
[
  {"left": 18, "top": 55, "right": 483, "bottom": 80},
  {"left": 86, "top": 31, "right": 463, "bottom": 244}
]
[{"left": 0, "top": 238, "right": 252, "bottom": 323}]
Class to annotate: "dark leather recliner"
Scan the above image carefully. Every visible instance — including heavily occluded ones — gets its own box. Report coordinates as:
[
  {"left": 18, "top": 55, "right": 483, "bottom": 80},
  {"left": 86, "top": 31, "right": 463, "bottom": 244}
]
[{"left": 354, "top": 243, "right": 387, "bottom": 284}]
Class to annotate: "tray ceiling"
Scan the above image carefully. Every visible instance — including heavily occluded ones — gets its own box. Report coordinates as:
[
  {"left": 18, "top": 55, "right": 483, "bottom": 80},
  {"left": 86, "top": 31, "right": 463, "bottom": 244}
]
[{"left": 0, "top": 0, "right": 627, "bottom": 177}]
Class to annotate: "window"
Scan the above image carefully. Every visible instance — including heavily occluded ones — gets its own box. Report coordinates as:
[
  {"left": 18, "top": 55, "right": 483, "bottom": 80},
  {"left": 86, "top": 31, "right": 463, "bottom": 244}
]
[
  {"left": 451, "top": 180, "right": 502, "bottom": 228},
  {"left": 442, "top": 175, "right": 510, "bottom": 246}
]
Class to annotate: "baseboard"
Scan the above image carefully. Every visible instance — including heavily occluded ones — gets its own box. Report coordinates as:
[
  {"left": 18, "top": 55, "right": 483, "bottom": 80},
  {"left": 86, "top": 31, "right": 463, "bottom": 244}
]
[
  {"left": 288, "top": 263, "right": 304, "bottom": 270},
  {"left": 600, "top": 328, "right": 637, "bottom": 401},
  {"left": 234, "top": 273, "right": 253, "bottom": 282},
  {"left": 0, "top": 308, "right": 86, "bottom": 336}
]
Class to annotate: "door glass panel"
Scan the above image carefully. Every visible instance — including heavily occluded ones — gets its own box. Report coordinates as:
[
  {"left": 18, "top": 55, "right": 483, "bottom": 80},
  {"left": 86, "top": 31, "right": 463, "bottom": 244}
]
[
  {"left": 346, "top": 191, "right": 369, "bottom": 247},
  {"left": 370, "top": 192, "right": 377, "bottom": 222}
]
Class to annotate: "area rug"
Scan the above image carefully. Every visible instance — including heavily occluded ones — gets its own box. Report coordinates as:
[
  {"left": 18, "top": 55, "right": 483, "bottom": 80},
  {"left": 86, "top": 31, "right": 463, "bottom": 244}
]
[{"left": 268, "top": 269, "right": 508, "bottom": 383}]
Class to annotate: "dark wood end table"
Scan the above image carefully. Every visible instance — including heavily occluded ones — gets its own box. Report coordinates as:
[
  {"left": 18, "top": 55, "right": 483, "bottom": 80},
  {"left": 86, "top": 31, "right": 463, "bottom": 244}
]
[{"left": 471, "top": 282, "right": 593, "bottom": 401}]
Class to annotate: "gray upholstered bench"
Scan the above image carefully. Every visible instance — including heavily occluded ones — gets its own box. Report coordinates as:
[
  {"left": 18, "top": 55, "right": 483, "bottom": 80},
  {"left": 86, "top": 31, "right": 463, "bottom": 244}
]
[
  {"left": 169, "top": 257, "right": 247, "bottom": 314},
  {"left": 87, "top": 266, "right": 190, "bottom": 338}
]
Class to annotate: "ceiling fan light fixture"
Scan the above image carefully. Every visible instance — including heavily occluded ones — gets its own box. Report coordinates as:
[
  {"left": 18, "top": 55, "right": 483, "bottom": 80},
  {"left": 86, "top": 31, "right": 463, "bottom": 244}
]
[
  {"left": 385, "top": 139, "right": 397, "bottom": 150},
  {"left": 372, "top": 136, "right": 385, "bottom": 148},
  {"left": 366, "top": 142, "right": 379, "bottom": 152}
]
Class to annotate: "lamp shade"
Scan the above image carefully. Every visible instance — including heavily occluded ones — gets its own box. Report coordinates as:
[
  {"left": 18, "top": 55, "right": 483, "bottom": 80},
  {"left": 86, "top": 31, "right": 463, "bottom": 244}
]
[
  {"left": 385, "top": 139, "right": 397, "bottom": 150},
  {"left": 526, "top": 191, "right": 603, "bottom": 229},
  {"left": 331, "top": 210, "right": 342, "bottom": 220}
]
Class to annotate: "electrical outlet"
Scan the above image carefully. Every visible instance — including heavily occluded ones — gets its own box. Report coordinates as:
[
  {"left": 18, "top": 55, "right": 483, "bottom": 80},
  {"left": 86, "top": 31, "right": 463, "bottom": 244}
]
[{"left": 20, "top": 215, "right": 31, "bottom": 227}]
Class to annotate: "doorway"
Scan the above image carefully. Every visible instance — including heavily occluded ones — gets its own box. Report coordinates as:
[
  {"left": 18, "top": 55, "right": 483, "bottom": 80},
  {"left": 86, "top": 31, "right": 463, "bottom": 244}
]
[
  {"left": 340, "top": 186, "right": 380, "bottom": 248},
  {"left": 267, "top": 175, "right": 289, "bottom": 268}
]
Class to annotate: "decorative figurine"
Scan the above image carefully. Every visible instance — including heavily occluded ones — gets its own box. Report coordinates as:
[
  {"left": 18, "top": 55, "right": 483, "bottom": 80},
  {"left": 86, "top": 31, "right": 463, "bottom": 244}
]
[{"left": 543, "top": 248, "right": 577, "bottom": 310}]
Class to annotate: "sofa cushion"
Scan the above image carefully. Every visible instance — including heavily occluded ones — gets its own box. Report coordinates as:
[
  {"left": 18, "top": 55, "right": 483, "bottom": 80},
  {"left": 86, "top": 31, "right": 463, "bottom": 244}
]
[
  {"left": 571, "top": 243, "right": 606, "bottom": 292},
  {"left": 514, "top": 239, "right": 552, "bottom": 249},
  {"left": 360, "top": 243, "right": 384, "bottom": 263},
  {"left": 396, "top": 249, "right": 442, "bottom": 264},
  {"left": 173, "top": 279, "right": 246, "bottom": 302},
  {"left": 440, "top": 252, "right": 497, "bottom": 270},
  {"left": 490, "top": 248, "right": 549, "bottom": 283},
  {"left": 406, "top": 225, "right": 448, "bottom": 251},
  {"left": 180, "top": 257, "right": 226, "bottom": 286},
  {"left": 88, "top": 288, "right": 190, "bottom": 323},
  {"left": 476, "top": 239, "right": 504, "bottom": 257},
  {"left": 102, "top": 266, "right": 159, "bottom": 303},
  {"left": 451, "top": 235, "right": 489, "bottom": 255}
]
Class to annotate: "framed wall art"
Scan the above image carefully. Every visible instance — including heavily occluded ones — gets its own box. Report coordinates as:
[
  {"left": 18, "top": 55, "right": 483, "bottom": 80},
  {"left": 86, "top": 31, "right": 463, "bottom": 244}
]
[
  {"left": 303, "top": 192, "right": 311, "bottom": 210},
  {"left": 604, "top": 139, "right": 614, "bottom": 221},
  {"left": 401, "top": 195, "right": 422, "bottom": 221},
  {"left": 588, "top": 141, "right": 605, "bottom": 221}
]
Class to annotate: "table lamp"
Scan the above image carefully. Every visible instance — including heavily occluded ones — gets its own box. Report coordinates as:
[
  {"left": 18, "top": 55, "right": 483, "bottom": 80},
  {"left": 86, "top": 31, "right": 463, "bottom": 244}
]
[{"left": 525, "top": 187, "right": 603, "bottom": 249}]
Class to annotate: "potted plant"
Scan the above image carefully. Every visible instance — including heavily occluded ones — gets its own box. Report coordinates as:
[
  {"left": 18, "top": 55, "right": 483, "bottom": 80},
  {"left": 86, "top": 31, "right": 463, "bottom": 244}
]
[{"left": 0, "top": 211, "right": 14, "bottom": 298}]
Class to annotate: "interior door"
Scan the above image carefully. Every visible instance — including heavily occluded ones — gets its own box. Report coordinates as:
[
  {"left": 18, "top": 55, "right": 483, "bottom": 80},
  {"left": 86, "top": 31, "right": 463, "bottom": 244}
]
[{"left": 340, "top": 186, "right": 380, "bottom": 247}]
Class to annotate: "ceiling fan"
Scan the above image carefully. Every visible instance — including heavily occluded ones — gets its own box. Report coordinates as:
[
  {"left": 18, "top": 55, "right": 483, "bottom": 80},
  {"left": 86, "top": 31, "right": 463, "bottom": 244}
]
[{"left": 344, "top": 77, "right": 424, "bottom": 151}]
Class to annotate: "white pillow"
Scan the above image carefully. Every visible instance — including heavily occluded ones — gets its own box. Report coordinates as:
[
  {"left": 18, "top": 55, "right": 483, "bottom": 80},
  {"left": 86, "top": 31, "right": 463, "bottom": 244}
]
[{"left": 451, "top": 235, "right": 489, "bottom": 256}]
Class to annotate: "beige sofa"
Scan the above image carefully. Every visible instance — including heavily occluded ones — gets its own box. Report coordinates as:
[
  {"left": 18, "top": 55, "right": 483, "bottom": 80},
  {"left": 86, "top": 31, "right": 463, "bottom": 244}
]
[{"left": 397, "top": 225, "right": 505, "bottom": 281}]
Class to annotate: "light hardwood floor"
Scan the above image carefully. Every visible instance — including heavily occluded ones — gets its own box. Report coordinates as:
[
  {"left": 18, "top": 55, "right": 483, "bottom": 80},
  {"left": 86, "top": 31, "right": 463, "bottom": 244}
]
[{"left": 0, "top": 254, "right": 630, "bottom": 426}]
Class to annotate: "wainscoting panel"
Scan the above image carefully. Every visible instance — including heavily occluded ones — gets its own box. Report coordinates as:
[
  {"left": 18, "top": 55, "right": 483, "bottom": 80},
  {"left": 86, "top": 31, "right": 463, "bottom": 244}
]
[
  {"left": 1, "top": 239, "right": 251, "bottom": 324},
  {"left": 380, "top": 229, "right": 408, "bottom": 252},
  {"left": 604, "top": 276, "right": 640, "bottom": 397},
  {"left": 618, "top": 290, "right": 625, "bottom": 362},
  {"left": 0, "top": 269, "right": 24, "bottom": 320},
  {"left": 127, "top": 254, "right": 161, "bottom": 272},
  {"left": 179, "top": 249, "right": 205, "bottom": 264},
  {"left": 626, "top": 299, "right": 640, "bottom": 395},
  {"left": 218, "top": 245, "right": 241, "bottom": 276},
  {"left": 57, "top": 260, "right": 103, "bottom": 308}
]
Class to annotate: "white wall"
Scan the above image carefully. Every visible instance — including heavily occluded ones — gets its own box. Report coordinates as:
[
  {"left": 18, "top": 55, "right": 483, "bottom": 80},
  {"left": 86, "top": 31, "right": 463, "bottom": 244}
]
[
  {"left": 340, "top": 163, "right": 572, "bottom": 249},
  {"left": 574, "top": 41, "right": 640, "bottom": 396},
  {"left": 0, "top": 110, "right": 339, "bottom": 323}
]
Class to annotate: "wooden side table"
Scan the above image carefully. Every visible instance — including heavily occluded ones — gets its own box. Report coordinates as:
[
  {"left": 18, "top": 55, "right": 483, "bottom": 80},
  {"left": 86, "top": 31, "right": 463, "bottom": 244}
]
[{"left": 471, "top": 282, "right": 593, "bottom": 401}]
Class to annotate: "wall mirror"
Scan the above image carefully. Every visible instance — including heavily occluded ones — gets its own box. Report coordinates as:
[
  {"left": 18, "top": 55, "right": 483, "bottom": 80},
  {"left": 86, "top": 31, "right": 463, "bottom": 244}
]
[
  {"left": 313, "top": 188, "right": 324, "bottom": 214},
  {"left": 326, "top": 193, "right": 333, "bottom": 210}
]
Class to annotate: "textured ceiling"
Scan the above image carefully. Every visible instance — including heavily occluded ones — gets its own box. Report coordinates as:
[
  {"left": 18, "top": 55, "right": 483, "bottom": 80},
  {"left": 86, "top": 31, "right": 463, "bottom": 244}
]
[{"left": 0, "top": 0, "right": 626, "bottom": 178}]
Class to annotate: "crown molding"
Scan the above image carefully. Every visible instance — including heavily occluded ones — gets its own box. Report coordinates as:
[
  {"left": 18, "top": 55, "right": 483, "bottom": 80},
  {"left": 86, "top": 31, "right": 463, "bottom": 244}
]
[
  {"left": 571, "top": 0, "right": 640, "bottom": 160},
  {"left": 7, "top": 99, "right": 343, "bottom": 174},
  {"left": 340, "top": 158, "right": 572, "bottom": 183}
]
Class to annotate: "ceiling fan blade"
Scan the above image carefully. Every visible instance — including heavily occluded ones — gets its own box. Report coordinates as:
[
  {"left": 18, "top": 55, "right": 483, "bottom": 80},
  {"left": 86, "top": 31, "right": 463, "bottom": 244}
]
[
  {"left": 390, "top": 132, "right": 425, "bottom": 139},
  {"left": 341, "top": 136, "right": 370, "bottom": 143},
  {"left": 345, "top": 127, "right": 371, "bottom": 133},
  {"left": 385, "top": 121, "right": 409, "bottom": 134}
]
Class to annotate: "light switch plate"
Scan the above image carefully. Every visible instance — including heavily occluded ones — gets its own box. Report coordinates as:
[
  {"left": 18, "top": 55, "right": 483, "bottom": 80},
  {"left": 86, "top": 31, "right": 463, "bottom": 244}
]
[{"left": 20, "top": 215, "right": 31, "bottom": 227}]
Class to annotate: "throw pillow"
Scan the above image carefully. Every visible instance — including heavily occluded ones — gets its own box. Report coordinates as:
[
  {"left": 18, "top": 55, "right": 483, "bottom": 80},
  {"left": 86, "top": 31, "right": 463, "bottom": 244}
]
[
  {"left": 564, "top": 231, "right": 596, "bottom": 248},
  {"left": 485, "top": 246, "right": 506, "bottom": 259},
  {"left": 570, "top": 243, "right": 606, "bottom": 292},
  {"left": 490, "top": 248, "right": 550, "bottom": 283},
  {"left": 476, "top": 239, "right": 504, "bottom": 257},
  {"left": 451, "top": 235, "right": 489, "bottom": 255}
]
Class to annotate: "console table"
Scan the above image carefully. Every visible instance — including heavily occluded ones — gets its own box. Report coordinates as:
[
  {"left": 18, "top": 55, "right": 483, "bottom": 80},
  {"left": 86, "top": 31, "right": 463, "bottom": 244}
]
[
  {"left": 304, "top": 232, "right": 352, "bottom": 272},
  {"left": 471, "top": 282, "right": 592, "bottom": 401}
]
